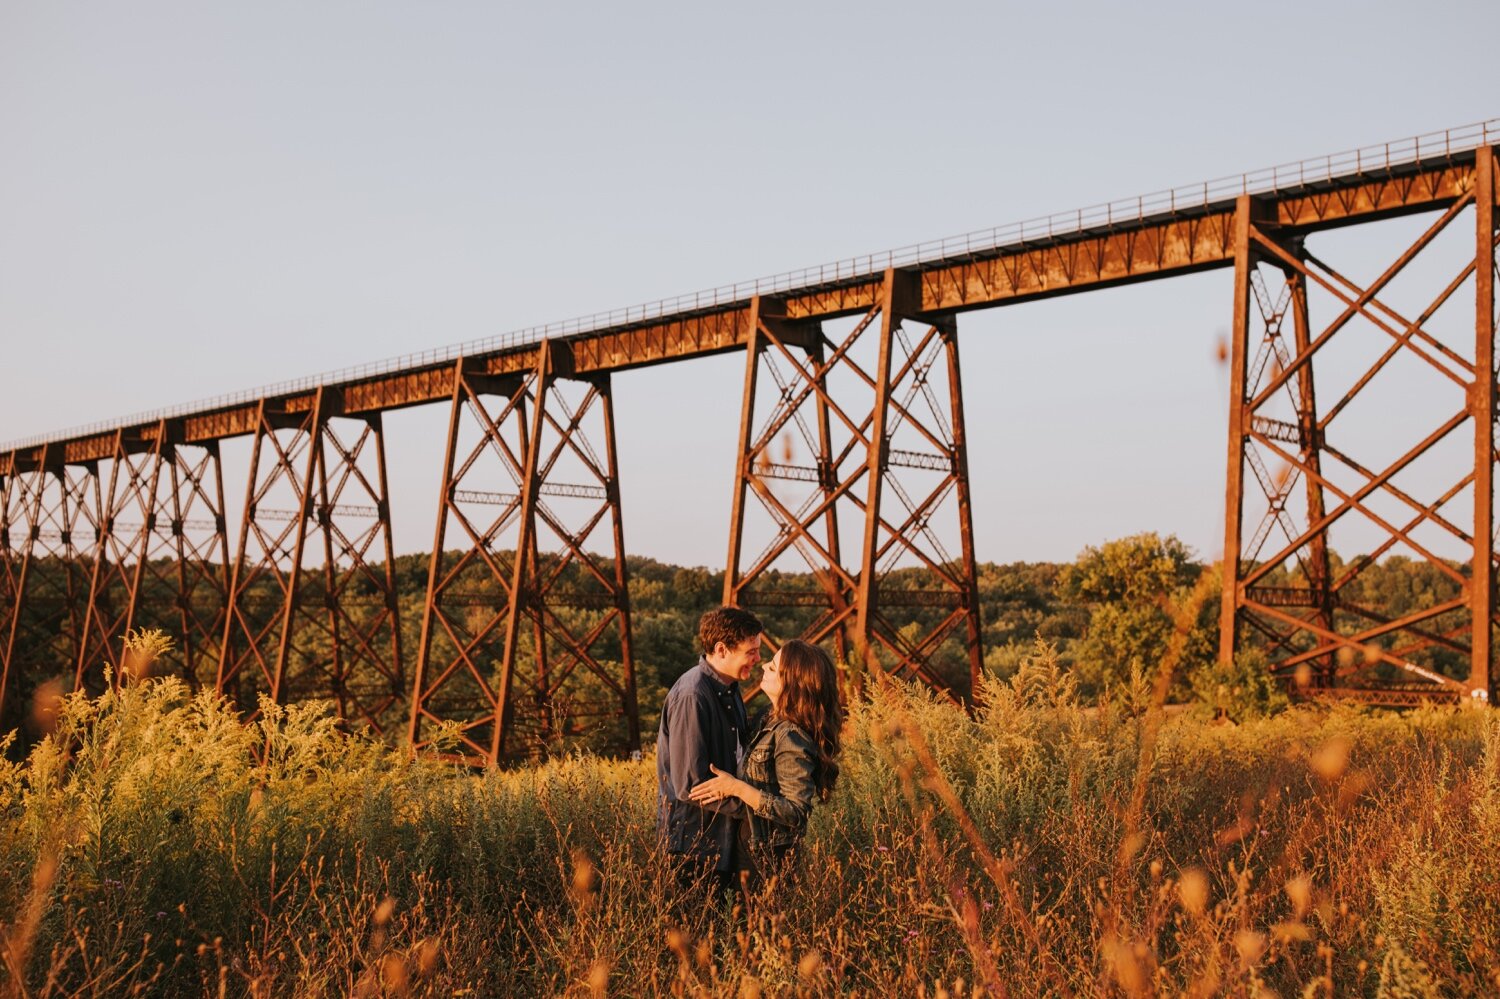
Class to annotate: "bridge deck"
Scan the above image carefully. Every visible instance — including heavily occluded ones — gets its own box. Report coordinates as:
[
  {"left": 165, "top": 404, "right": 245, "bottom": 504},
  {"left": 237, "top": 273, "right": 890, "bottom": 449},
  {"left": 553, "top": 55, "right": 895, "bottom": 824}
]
[{"left": 3, "top": 122, "right": 1495, "bottom": 473}]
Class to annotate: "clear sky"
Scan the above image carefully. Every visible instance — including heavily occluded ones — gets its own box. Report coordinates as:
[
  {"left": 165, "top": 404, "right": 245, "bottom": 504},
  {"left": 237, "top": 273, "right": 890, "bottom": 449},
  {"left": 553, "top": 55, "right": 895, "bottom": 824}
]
[{"left": 2, "top": 1, "right": 1497, "bottom": 569}]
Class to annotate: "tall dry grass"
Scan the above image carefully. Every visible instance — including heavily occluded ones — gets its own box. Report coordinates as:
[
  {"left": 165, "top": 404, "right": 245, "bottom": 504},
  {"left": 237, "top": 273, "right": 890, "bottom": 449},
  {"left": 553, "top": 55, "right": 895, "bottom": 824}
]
[{"left": 1, "top": 638, "right": 1498, "bottom": 997}]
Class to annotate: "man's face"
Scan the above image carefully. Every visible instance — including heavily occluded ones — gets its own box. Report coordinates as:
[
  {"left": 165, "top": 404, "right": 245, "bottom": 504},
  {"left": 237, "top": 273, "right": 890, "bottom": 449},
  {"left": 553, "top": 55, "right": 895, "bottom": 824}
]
[{"left": 712, "top": 633, "right": 763, "bottom": 682}]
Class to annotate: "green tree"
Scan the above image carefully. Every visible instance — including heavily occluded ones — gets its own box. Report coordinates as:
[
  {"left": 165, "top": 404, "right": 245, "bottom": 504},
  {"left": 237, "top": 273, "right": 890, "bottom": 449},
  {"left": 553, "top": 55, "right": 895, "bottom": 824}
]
[{"left": 1058, "top": 533, "right": 1214, "bottom": 697}]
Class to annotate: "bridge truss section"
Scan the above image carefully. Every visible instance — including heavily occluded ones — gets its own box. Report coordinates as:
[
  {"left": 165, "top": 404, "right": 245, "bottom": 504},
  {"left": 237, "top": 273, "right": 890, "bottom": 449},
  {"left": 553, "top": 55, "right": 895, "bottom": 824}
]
[
  {"left": 217, "top": 390, "right": 405, "bottom": 733},
  {"left": 409, "top": 346, "right": 639, "bottom": 765},
  {"left": 723, "top": 270, "right": 983, "bottom": 701},
  {"left": 73, "top": 427, "right": 167, "bottom": 692},
  {"left": 1221, "top": 147, "right": 1499, "bottom": 706}
]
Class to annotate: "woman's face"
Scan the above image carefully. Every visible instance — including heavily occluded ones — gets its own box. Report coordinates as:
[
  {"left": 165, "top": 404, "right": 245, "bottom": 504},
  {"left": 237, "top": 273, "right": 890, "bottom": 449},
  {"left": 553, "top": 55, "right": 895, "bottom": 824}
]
[{"left": 760, "top": 649, "right": 785, "bottom": 706}]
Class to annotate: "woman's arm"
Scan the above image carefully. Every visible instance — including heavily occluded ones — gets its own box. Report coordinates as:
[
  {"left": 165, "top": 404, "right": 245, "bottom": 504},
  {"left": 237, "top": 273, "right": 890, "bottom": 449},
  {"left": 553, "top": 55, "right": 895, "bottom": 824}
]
[
  {"left": 688, "top": 728, "right": 819, "bottom": 829},
  {"left": 748, "top": 727, "right": 817, "bottom": 828},
  {"left": 687, "top": 764, "right": 764, "bottom": 812}
]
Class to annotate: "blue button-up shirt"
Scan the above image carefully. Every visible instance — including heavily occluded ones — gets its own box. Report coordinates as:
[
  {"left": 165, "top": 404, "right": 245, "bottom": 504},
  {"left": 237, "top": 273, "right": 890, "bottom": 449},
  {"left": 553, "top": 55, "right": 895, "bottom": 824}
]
[{"left": 656, "top": 656, "right": 750, "bottom": 870}]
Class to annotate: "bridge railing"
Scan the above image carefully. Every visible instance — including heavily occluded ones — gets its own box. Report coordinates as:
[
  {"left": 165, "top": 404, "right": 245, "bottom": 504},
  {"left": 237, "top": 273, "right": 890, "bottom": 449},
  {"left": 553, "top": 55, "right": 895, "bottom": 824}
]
[{"left": 5, "top": 118, "right": 1496, "bottom": 453}]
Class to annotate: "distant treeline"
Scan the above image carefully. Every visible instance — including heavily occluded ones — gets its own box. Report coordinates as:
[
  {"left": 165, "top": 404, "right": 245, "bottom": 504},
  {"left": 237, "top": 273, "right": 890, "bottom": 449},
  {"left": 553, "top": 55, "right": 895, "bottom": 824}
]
[{"left": 4, "top": 533, "right": 1471, "bottom": 746}]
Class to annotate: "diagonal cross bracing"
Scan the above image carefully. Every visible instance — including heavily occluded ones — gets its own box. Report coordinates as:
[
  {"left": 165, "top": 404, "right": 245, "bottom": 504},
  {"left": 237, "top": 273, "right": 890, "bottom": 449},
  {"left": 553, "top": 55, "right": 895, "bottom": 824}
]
[{"left": 217, "top": 393, "right": 404, "bottom": 732}]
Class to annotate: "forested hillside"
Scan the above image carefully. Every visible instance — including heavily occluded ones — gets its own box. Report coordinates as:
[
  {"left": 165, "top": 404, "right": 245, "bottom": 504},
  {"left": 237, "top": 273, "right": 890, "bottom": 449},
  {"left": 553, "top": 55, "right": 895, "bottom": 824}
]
[{"left": 4, "top": 532, "right": 1472, "bottom": 755}]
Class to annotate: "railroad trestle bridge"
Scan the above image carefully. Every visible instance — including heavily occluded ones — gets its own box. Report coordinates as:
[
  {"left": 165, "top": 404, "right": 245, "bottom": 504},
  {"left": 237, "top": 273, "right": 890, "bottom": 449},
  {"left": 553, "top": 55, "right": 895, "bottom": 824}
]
[{"left": 3, "top": 121, "right": 1497, "bottom": 763}]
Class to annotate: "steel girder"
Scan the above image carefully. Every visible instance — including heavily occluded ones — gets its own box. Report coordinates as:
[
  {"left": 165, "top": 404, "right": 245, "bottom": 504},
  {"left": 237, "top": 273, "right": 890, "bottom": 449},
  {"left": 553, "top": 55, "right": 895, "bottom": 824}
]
[
  {"left": 217, "top": 391, "right": 404, "bottom": 732},
  {"left": 723, "top": 270, "right": 983, "bottom": 700},
  {"left": 409, "top": 347, "right": 639, "bottom": 765},
  {"left": 8, "top": 142, "right": 1475, "bottom": 461},
  {"left": 1221, "top": 146, "right": 1500, "bottom": 704}
]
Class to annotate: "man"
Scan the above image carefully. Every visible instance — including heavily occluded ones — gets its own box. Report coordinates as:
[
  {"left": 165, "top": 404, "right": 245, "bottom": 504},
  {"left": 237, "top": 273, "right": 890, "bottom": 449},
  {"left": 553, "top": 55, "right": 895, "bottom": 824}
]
[{"left": 656, "top": 605, "right": 763, "bottom": 893}]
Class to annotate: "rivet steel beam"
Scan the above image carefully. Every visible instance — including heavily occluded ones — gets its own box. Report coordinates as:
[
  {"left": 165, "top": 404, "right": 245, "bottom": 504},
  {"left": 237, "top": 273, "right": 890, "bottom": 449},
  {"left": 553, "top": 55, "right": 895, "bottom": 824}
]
[
  {"left": 1472, "top": 146, "right": 1496, "bottom": 702},
  {"left": 1220, "top": 196, "right": 1258, "bottom": 668}
]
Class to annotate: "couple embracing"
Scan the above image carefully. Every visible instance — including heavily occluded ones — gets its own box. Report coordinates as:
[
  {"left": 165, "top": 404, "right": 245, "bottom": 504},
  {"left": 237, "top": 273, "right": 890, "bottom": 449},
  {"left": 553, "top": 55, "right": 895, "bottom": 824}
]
[{"left": 655, "top": 607, "right": 844, "bottom": 899}]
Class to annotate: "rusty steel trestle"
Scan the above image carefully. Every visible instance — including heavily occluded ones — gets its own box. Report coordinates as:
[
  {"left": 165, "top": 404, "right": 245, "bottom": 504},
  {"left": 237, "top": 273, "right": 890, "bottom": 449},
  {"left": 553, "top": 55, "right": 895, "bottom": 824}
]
[
  {"left": 3, "top": 131, "right": 1500, "bottom": 747},
  {"left": 0, "top": 445, "right": 99, "bottom": 729}
]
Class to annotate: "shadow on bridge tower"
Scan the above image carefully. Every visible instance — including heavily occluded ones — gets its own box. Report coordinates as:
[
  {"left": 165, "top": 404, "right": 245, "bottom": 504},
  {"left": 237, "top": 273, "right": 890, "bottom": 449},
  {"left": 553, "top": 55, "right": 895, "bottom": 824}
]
[
  {"left": 71, "top": 422, "right": 232, "bottom": 696},
  {"left": 3, "top": 430, "right": 234, "bottom": 736},
  {"left": 0, "top": 443, "right": 99, "bottom": 733},
  {"left": 408, "top": 344, "right": 639, "bottom": 766},
  {"left": 1221, "top": 146, "right": 1500, "bottom": 705},
  {"left": 724, "top": 269, "right": 984, "bottom": 701},
  {"left": 217, "top": 389, "right": 405, "bottom": 733}
]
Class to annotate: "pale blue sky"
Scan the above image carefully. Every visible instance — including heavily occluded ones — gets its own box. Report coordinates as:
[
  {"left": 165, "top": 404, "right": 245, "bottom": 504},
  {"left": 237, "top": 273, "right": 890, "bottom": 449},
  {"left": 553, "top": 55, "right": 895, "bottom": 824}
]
[{"left": 2, "top": 2, "right": 1497, "bottom": 567}]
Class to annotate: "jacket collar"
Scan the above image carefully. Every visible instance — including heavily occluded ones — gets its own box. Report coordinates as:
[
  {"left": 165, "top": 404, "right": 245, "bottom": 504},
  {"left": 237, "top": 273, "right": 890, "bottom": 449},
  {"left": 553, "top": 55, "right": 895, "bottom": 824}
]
[{"left": 757, "top": 711, "right": 809, "bottom": 740}]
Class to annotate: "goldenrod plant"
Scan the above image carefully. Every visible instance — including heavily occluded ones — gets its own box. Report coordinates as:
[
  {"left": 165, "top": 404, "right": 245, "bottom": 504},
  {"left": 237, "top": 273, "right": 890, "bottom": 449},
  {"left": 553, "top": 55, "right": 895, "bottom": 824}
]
[{"left": 0, "top": 642, "right": 1496, "bottom": 996}]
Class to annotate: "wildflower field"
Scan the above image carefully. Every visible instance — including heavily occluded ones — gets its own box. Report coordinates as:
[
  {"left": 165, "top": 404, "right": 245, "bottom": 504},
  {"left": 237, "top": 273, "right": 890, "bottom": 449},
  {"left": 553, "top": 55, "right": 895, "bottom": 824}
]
[{"left": 1, "top": 639, "right": 1497, "bottom": 999}]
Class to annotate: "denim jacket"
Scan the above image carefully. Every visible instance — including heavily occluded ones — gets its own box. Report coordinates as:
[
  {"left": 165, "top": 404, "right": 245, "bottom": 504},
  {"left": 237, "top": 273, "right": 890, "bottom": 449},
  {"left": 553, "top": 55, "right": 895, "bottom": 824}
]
[
  {"left": 739, "top": 712, "right": 820, "bottom": 849},
  {"left": 656, "top": 658, "right": 750, "bottom": 870}
]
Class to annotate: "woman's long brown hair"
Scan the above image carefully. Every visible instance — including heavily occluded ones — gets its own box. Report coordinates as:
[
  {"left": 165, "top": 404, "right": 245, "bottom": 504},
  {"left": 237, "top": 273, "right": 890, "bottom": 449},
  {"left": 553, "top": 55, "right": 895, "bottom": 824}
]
[{"left": 773, "top": 639, "right": 844, "bottom": 800}]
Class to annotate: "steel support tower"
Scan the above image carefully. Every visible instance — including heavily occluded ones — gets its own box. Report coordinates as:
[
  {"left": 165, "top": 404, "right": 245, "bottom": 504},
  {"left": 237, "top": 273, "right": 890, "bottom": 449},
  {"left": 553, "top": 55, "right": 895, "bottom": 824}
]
[{"left": 1220, "top": 146, "right": 1499, "bottom": 705}]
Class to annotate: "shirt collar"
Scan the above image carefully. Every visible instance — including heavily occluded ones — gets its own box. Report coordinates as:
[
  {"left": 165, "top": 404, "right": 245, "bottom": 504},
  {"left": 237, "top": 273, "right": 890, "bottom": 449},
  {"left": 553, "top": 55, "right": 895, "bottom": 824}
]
[{"left": 697, "top": 655, "right": 740, "bottom": 694}]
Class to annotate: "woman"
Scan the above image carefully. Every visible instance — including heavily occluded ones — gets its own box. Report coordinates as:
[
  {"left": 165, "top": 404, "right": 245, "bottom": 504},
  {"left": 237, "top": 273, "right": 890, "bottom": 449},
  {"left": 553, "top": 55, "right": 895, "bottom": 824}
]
[{"left": 687, "top": 638, "right": 844, "bottom": 879}]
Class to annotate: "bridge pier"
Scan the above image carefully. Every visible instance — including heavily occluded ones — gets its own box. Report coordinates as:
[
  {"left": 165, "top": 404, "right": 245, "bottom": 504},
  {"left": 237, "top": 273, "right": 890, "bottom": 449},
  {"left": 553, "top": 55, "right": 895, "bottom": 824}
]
[
  {"left": 1221, "top": 144, "right": 1500, "bottom": 704},
  {"left": 409, "top": 346, "right": 639, "bottom": 765},
  {"left": 217, "top": 390, "right": 405, "bottom": 732},
  {"left": 724, "top": 269, "right": 983, "bottom": 700},
  {"left": 3, "top": 434, "right": 232, "bottom": 727}
]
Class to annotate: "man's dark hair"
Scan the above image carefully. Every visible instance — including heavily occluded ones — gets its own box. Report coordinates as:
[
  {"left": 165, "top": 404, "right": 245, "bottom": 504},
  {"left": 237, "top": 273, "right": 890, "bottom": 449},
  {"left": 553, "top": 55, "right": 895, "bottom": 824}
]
[{"left": 698, "top": 606, "right": 764, "bottom": 655}]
